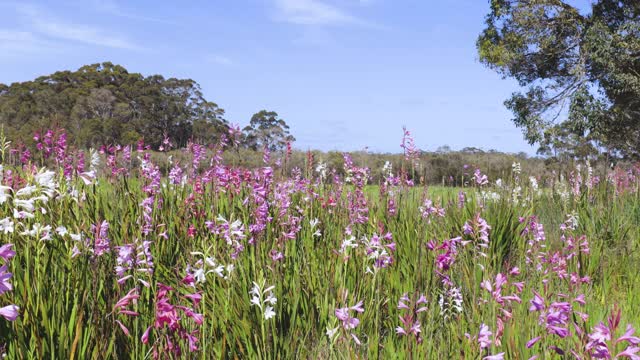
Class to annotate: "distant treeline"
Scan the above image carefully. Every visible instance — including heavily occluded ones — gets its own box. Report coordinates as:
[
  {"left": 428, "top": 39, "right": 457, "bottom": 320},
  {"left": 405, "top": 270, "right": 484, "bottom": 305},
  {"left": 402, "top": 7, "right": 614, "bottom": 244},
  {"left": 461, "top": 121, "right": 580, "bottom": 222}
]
[
  {"left": 159, "top": 147, "right": 607, "bottom": 187},
  {"left": 0, "top": 62, "right": 228, "bottom": 148},
  {"left": 0, "top": 62, "right": 629, "bottom": 184}
]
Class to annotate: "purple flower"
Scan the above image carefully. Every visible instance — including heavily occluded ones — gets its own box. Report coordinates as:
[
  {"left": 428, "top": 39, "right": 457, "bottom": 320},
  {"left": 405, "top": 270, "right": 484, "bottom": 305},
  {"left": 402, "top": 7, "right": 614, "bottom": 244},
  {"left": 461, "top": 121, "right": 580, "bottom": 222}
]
[
  {"left": 526, "top": 336, "right": 542, "bottom": 348},
  {"left": 478, "top": 323, "right": 492, "bottom": 349},
  {"left": 529, "top": 291, "right": 545, "bottom": 312},
  {"left": 0, "top": 244, "right": 15, "bottom": 261},
  {"left": 0, "top": 304, "right": 19, "bottom": 321},
  {"left": 483, "top": 353, "right": 505, "bottom": 360},
  {"left": 0, "top": 265, "right": 13, "bottom": 295}
]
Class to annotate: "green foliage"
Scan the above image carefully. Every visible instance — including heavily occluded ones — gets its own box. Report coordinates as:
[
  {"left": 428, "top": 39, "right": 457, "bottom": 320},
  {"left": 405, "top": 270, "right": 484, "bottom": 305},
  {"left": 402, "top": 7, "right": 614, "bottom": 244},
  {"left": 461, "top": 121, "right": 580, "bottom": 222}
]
[
  {"left": 0, "top": 62, "right": 229, "bottom": 148},
  {"left": 477, "top": 0, "right": 640, "bottom": 159},
  {"left": 242, "top": 110, "right": 295, "bottom": 152},
  {"left": 1, "top": 162, "right": 639, "bottom": 358}
]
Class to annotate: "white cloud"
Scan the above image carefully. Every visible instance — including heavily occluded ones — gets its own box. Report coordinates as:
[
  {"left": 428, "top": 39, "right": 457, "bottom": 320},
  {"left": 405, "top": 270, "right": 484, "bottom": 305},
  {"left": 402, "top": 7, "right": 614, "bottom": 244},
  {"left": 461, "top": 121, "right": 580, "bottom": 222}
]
[
  {"left": 206, "top": 54, "right": 233, "bottom": 66},
  {"left": 15, "top": 3, "right": 141, "bottom": 50},
  {"left": 88, "top": 0, "right": 178, "bottom": 25},
  {"left": 273, "top": 0, "right": 367, "bottom": 26},
  {"left": 0, "top": 29, "right": 39, "bottom": 53}
]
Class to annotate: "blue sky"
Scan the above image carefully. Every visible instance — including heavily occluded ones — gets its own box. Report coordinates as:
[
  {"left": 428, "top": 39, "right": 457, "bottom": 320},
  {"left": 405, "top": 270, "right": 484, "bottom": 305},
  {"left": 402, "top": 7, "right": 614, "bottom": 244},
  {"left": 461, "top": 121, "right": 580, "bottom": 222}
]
[{"left": 0, "top": 0, "right": 593, "bottom": 154}]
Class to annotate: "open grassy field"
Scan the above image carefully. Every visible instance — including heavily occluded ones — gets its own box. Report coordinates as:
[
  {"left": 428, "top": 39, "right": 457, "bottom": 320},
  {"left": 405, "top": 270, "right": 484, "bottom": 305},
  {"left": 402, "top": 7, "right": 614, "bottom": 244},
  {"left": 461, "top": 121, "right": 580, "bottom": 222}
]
[{"left": 1, "top": 131, "right": 640, "bottom": 359}]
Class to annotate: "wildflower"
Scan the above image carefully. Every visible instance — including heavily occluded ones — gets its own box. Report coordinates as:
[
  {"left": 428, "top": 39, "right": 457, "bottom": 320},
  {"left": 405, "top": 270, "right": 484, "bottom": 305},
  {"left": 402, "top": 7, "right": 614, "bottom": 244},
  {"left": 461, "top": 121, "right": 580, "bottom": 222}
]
[
  {"left": 0, "top": 305, "right": 19, "bottom": 321},
  {"left": 484, "top": 353, "right": 505, "bottom": 360},
  {"left": 478, "top": 323, "right": 492, "bottom": 349},
  {"left": 187, "top": 253, "right": 232, "bottom": 283},
  {"left": 144, "top": 278, "right": 203, "bottom": 356},
  {"left": 473, "top": 168, "right": 489, "bottom": 186},
  {"left": 0, "top": 244, "right": 15, "bottom": 261},
  {"left": 362, "top": 232, "right": 395, "bottom": 271},
  {"left": 439, "top": 286, "right": 463, "bottom": 320},
  {"left": 250, "top": 281, "right": 277, "bottom": 320},
  {"left": 333, "top": 299, "right": 364, "bottom": 345},
  {"left": 0, "top": 243, "right": 18, "bottom": 322},
  {"left": 586, "top": 308, "right": 640, "bottom": 359},
  {"left": 396, "top": 292, "right": 427, "bottom": 342},
  {"left": 419, "top": 198, "right": 445, "bottom": 221},
  {"left": 0, "top": 266, "right": 12, "bottom": 295},
  {"left": 463, "top": 214, "right": 491, "bottom": 259},
  {"left": 91, "top": 220, "right": 110, "bottom": 257}
]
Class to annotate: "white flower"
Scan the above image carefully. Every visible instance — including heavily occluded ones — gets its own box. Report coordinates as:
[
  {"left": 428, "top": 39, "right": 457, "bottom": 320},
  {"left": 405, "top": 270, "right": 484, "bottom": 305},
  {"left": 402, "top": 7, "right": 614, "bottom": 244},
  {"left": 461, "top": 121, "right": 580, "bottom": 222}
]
[
  {"left": 326, "top": 326, "right": 339, "bottom": 339},
  {"left": 249, "top": 280, "right": 277, "bottom": 320},
  {"left": 79, "top": 171, "right": 96, "bottom": 185},
  {"left": 35, "top": 169, "right": 56, "bottom": 188},
  {"left": 382, "top": 161, "right": 392, "bottom": 176},
  {"left": 339, "top": 236, "right": 358, "bottom": 253},
  {"left": 212, "top": 265, "right": 225, "bottom": 278},
  {"left": 0, "top": 218, "right": 14, "bottom": 234},
  {"left": 0, "top": 186, "right": 11, "bottom": 204},
  {"left": 264, "top": 306, "right": 276, "bottom": 320},
  {"left": 69, "top": 233, "right": 83, "bottom": 242},
  {"left": 193, "top": 267, "right": 206, "bottom": 283},
  {"left": 265, "top": 293, "right": 277, "bottom": 305},
  {"left": 14, "top": 199, "right": 34, "bottom": 212},
  {"left": 15, "top": 185, "right": 36, "bottom": 197},
  {"left": 204, "top": 257, "right": 216, "bottom": 267},
  {"left": 13, "top": 208, "right": 34, "bottom": 219},
  {"left": 89, "top": 149, "right": 100, "bottom": 171},
  {"left": 315, "top": 162, "right": 327, "bottom": 179},
  {"left": 512, "top": 162, "right": 521, "bottom": 175}
]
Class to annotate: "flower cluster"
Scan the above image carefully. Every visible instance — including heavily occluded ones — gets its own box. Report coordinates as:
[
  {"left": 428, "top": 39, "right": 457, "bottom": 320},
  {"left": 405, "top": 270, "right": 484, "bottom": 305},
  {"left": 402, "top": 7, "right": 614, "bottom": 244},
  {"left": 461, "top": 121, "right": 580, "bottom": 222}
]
[
  {"left": 0, "top": 244, "right": 18, "bottom": 321},
  {"left": 250, "top": 281, "right": 277, "bottom": 320}
]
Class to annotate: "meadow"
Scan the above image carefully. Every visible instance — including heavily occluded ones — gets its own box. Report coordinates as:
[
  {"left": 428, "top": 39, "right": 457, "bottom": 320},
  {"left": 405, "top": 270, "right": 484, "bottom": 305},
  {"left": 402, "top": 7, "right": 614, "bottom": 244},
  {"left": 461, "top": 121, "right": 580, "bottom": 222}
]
[{"left": 1, "top": 128, "right": 640, "bottom": 359}]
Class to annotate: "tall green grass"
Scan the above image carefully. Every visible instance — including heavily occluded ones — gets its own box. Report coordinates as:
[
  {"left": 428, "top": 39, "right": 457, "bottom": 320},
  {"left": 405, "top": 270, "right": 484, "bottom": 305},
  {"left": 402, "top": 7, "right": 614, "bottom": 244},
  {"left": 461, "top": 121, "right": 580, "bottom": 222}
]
[{"left": 1, "top": 164, "right": 639, "bottom": 359}]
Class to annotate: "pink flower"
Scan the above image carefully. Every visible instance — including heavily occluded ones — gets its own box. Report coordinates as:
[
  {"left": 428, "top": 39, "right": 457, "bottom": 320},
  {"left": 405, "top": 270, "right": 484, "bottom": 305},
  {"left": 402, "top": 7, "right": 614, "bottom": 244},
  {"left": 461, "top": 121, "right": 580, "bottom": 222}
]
[
  {"left": 141, "top": 326, "right": 152, "bottom": 344},
  {"left": 0, "top": 265, "right": 13, "bottom": 295},
  {"left": 616, "top": 346, "right": 640, "bottom": 359},
  {"left": 529, "top": 291, "right": 545, "bottom": 312},
  {"left": 0, "top": 304, "right": 19, "bottom": 321},
  {"left": 0, "top": 244, "right": 15, "bottom": 261},
  {"left": 618, "top": 325, "right": 640, "bottom": 345},
  {"left": 478, "top": 323, "right": 492, "bottom": 349},
  {"left": 115, "top": 320, "right": 130, "bottom": 336},
  {"left": 526, "top": 336, "right": 542, "bottom": 348},
  {"left": 483, "top": 353, "right": 504, "bottom": 360}
]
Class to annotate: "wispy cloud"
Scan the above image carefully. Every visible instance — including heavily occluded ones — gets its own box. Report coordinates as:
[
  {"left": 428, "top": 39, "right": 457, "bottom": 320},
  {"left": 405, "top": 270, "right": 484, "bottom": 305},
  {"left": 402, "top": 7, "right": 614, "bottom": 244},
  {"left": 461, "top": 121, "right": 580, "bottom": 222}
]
[
  {"left": 273, "top": 0, "right": 368, "bottom": 26},
  {"left": 205, "top": 54, "right": 233, "bottom": 66},
  {"left": 14, "top": 3, "right": 142, "bottom": 50},
  {"left": 0, "top": 29, "right": 59, "bottom": 55},
  {"left": 89, "top": 0, "right": 178, "bottom": 25}
]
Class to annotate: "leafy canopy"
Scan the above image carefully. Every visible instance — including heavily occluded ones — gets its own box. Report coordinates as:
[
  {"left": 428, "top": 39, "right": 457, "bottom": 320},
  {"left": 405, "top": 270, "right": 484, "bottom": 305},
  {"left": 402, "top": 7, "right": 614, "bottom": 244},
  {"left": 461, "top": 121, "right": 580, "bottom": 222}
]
[
  {"left": 243, "top": 110, "right": 295, "bottom": 152},
  {"left": 0, "top": 62, "right": 228, "bottom": 148},
  {"left": 477, "top": 0, "right": 640, "bottom": 159}
]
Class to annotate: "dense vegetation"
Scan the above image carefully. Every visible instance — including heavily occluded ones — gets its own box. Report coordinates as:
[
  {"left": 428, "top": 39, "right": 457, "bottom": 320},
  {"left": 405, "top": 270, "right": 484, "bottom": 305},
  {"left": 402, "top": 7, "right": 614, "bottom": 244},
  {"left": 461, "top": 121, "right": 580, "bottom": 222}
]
[
  {"left": 0, "top": 62, "right": 228, "bottom": 148},
  {"left": 478, "top": 0, "right": 640, "bottom": 158},
  {"left": 0, "top": 128, "right": 639, "bottom": 359}
]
